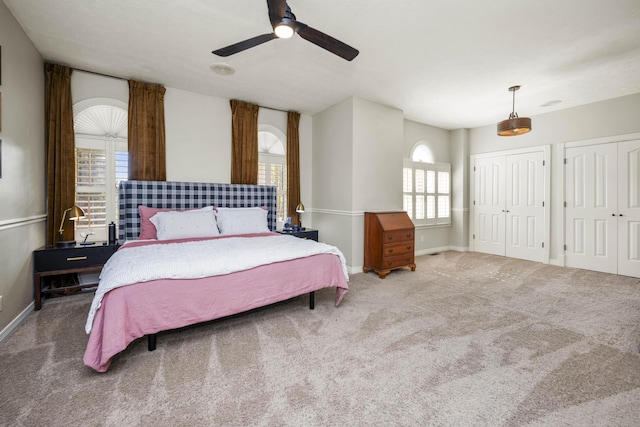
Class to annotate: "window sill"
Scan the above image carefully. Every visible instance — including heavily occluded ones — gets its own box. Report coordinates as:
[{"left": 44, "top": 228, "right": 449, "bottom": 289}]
[{"left": 414, "top": 223, "right": 451, "bottom": 230}]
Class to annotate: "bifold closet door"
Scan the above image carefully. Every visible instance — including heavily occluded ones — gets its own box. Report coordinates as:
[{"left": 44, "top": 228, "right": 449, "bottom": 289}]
[
  {"left": 618, "top": 140, "right": 640, "bottom": 277},
  {"left": 474, "top": 156, "right": 506, "bottom": 256},
  {"left": 474, "top": 152, "right": 545, "bottom": 262},
  {"left": 565, "top": 144, "right": 618, "bottom": 274},
  {"left": 505, "top": 152, "right": 545, "bottom": 263}
]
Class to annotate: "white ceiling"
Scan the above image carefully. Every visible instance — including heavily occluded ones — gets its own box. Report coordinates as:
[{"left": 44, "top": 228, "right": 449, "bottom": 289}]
[{"left": 5, "top": 0, "right": 640, "bottom": 130}]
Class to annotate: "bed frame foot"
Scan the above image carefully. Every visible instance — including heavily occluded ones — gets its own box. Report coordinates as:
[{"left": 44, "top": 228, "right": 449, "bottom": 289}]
[
  {"left": 309, "top": 291, "right": 315, "bottom": 310},
  {"left": 148, "top": 334, "right": 157, "bottom": 351}
]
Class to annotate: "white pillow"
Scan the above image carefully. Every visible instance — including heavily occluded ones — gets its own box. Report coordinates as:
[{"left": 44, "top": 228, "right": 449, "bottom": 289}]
[
  {"left": 215, "top": 207, "right": 270, "bottom": 235},
  {"left": 149, "top": 208, "right": 220, "bottom": 240}
]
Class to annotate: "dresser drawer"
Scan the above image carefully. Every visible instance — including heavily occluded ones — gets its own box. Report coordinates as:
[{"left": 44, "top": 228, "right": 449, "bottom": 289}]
[
  {"left": 381, "top": 254, "right": 415, "bottom": 269},
  {"left": 383, "top": 229, "right": 414, "bottom": 244},
  {"left": 383, "top": 241, "right": 414, "bottom": 257},
  {"left": 34, "top": 245, "right": 116, "bottom": 273}
]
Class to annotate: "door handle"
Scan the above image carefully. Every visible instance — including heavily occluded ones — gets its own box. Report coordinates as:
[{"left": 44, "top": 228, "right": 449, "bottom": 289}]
[
  {"left": 612, "top": 213, "right": 616, "bottom": 216},
  {"left": 619, "top": 214, "right": 624, "bottom": 217}
]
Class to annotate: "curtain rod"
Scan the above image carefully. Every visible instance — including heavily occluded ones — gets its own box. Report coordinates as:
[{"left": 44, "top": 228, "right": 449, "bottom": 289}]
[
  {"left": 260, "top": 105, "right": 297, "bottom": 114},
  {"left": 72, "top": 67, "right": 128, "bottom": 81}
]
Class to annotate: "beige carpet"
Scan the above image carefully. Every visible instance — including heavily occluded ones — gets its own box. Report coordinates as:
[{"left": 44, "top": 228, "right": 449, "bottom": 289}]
[{"left": 1, "top": 251, "right": 640, "bottom": 426}]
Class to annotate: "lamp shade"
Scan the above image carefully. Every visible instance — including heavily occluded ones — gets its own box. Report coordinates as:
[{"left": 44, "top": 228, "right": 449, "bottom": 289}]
[
  {"left": 57, "top": 205, "right": 86, "bottom": 247},
  {"left": 295, "top": 202, "right": 305, "bottom": 213},
  {"left": 497, "top": 117, "right": 532, "bottom": 136},
  {"left": 67, "top": 205, "right": 86, "bottom": 221}
]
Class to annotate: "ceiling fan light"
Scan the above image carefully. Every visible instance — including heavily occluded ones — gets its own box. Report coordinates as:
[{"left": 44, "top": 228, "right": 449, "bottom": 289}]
[
  {"left": 274, "top": 21, "right": 295, "bottom": 38},
  {"left": 497, "top": 85, "right": 532, "bottom": 137}
]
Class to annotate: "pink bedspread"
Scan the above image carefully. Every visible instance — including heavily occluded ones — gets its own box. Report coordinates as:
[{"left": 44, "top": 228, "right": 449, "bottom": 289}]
[{"left": 84, "top": 253, "right": 348, "bottom": 372}]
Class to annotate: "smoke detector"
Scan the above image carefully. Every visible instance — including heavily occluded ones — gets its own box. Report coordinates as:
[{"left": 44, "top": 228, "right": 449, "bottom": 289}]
[{"left": 210, "top": 63, "right": 235, "bottom": 75}]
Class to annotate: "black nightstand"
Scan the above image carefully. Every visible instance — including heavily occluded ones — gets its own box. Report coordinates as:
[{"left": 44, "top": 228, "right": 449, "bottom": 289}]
[
  {"left": 277, "top": 228, "right": 319, "bottom": 242},
  {"left": 33, "top": 242, "right": 118, "bottom": 310}
]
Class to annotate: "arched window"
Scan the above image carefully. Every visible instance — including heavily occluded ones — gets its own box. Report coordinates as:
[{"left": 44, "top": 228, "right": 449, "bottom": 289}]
[
  {"left": 411, "top": 142, "right": 434, "bottom": 163},
  {"left": 403, "top": 141, "right": 451, "bottom": 226},
  {"left": 73, "top": 98, "right": 128, "bottom": 242},
  {"left": 257, "top": 125, "right": 287, "bottom": 224}
]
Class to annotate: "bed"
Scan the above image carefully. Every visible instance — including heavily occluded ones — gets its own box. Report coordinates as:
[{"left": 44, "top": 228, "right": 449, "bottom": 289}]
[{"left": 83, "top": 180, "right": 349, "bottom": 372}]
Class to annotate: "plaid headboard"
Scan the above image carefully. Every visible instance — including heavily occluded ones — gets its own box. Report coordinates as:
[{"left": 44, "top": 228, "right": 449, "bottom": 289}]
[{"left": 118, "top": 180, "right": 277, "bottom": 241}]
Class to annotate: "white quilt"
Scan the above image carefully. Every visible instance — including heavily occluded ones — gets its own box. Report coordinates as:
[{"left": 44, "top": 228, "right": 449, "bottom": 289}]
[{"left": 85, "top": 234, "right": 348, "bottom": 333}]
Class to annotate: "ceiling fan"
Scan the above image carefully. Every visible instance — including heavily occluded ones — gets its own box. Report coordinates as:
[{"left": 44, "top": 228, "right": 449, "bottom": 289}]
[{"left": 212, "top": 0, "right": 359, "bottom": 61}]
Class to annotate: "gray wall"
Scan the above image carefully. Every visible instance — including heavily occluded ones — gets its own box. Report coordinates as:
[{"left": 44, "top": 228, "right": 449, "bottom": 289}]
[
  {"left": 449, "top": 129, "right": 470, "bottom": 250},
  {"left": 0, "top": 2, "right": 46, "bottom": 335},
  {"left": 312, "top": 97, "right": 356, "bottom": 266}
]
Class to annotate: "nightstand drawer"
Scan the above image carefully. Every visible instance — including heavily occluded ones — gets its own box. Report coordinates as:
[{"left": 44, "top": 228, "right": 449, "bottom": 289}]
[{"left": 34, "top": 245, "right": 116, "bottom": 273}]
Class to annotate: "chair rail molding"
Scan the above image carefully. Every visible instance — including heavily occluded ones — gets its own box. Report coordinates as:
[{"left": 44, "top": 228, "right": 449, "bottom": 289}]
[{"left": 0, "top": 214, "right": 47, "bottom": 232}]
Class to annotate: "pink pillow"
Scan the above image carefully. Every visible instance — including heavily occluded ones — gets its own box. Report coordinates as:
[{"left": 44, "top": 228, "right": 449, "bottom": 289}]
[{"left": 138, "top": 205, "right": 214, "bottom": 239}]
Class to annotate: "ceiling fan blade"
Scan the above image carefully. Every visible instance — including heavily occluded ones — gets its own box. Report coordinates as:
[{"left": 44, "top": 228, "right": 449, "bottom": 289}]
[
  {"left": 267, "top": 0, "right": 287, "bottom": 28},
  {"left": 297, "top": 25, "right": 359, "bottom": 61},
  {"left": 212, "top": 33, "right": 277, "bottom": 57}
]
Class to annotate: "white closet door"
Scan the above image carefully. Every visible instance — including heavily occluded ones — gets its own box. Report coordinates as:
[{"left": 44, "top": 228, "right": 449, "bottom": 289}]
[
  {"left": 474, "top": 156, "right": 506, "bottom": 256},
  {"left": 565, "top": 144, "right": 618, "bottom": 274},
  {"left": 618, "top": 140, "right": 640, "bottom": 277},
  {"left": 505, "top": 152, "right": 545, "bottom": 262}
]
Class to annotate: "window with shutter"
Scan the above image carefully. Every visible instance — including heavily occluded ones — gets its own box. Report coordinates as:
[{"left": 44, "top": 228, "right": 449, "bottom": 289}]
[
  {"left": 73, "top": 101, "right": 128, "bottom": 242},
  {"left": 403, "top": 142, "right": 451, "bottom": 227},
  {"left": 257, "top": 128, "right": 287, "bottom": 226}
]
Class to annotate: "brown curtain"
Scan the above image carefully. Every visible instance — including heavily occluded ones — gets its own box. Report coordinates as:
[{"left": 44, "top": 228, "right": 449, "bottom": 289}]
[
  {"left": 45, "top": 64, "right": 75, "bottom": 246},
  {"left": 128, "top": 80, "right": 166, "bottom": 180},
  {"left": 286, "top": 111, "right": 301, "bottom": 225},
  {"left": 230, "top": 99, "right": 259, "bottom": 184}
]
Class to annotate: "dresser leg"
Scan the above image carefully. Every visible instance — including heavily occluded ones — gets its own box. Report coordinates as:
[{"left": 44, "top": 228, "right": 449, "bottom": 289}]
[{"left": 377, "top": 270, "right": 390, "bottom": 279}]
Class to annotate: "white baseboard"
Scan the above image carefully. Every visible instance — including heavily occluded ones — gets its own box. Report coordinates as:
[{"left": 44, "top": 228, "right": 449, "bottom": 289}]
[
  {"left": 416, "top": 245, "right": 462, "bottom": 257},
  {"left": 448, "top": 246, "right": 470, "bottom": 253},
  {"left": 0, "top": 302, "right": 34, "bottom": 344},
  {"left": 549, "top": 257, "right": 565, "bottom": 267},
  {"left": 349, "top": 265, "right": 363, "bottom": 275}
]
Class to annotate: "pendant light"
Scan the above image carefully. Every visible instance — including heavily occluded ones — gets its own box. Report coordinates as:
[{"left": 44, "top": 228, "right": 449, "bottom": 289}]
[{"left": 497, "top": 85, "right": 532, "bottom": 136}]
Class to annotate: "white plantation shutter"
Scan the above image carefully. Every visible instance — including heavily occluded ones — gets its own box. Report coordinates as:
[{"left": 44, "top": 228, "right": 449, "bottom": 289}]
[
  {"left": 270, "top": 163, "right": 286, "bottom": 221},
  {"left": 258, "top": 129, "right": 287, "bottom": 225},
  {"left": 76, "top": 147, "right": 107, "bottom": 229},
  {"left": 437, "top": 167, "right": 451, "bottom": 223},
  {"left": 403, "top": 157, "right": 451, "bottom": 226},
  {"left": 75, "top": 136, "right": 128, "bottom": 241}
]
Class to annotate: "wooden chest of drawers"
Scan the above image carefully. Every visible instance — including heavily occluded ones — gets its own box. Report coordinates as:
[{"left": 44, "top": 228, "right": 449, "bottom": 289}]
[{"left": 363, "top": 211, "right": 416, "bottom": 279}]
